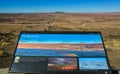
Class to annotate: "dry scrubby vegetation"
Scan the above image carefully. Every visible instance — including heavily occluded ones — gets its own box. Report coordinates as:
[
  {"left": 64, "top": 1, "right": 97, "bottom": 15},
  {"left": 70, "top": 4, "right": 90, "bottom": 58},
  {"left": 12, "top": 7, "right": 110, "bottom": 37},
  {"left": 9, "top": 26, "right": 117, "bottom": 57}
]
[{"left": 0, "top": 12, "right": 120, "bottom": 70}]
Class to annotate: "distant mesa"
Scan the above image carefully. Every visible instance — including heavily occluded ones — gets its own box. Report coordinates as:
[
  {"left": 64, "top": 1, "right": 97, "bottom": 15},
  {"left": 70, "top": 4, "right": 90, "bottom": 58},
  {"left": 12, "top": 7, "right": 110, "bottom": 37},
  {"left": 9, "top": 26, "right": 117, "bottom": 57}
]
[{"left": 55, "top": 11, "right": 64, "bottom": 13}]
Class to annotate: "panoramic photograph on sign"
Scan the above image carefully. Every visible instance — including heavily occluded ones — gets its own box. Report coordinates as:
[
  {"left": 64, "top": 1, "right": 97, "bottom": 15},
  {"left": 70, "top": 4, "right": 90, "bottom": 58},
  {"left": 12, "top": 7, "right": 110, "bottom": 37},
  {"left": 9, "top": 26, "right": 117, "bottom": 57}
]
[{"left": 16, "top": 33, "right": 105, "bottom": 57}]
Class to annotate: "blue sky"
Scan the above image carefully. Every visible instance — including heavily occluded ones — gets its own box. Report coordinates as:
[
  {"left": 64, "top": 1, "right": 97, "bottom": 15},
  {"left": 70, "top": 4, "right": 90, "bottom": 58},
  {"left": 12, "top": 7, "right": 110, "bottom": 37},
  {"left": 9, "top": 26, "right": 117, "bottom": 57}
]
[
  {"left": 19, "top": 34, "right": 102, "bottom": 44},
  {"left": 0, "top": 0, "right": 120, "bottom": 13}
]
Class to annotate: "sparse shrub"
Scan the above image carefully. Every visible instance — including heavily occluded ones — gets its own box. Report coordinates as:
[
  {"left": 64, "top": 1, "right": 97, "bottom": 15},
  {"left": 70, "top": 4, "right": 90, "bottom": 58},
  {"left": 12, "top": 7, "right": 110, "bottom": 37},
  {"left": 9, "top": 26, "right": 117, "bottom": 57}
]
[
  {"left": 0, "top": 18, "right": 15, "bottom": 23},
  {"left": 106, "top": 48, "right": 112, "bottom": 51},
  {"left": 0, "top": 50, "right": 3, "bottom": 56},
  {"left": 0, "top": 50, "right": 9, "bottom": 57},
  {"left": 1, "top": 42, "right": 11, "bottom": 46}
]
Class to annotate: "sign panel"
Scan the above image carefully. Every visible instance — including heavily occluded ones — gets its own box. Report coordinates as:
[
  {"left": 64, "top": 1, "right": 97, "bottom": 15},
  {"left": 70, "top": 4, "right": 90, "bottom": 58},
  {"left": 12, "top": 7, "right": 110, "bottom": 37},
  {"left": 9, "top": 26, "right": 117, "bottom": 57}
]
[{"left": 9, "top": 32, "right": 111, "bottom": 74}]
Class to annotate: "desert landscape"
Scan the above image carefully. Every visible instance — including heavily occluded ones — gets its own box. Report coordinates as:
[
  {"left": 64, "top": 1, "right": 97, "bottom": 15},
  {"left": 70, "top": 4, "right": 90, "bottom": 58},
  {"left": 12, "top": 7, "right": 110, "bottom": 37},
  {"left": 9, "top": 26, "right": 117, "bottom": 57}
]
[
  {"left": 48, "top": 57, "right": 77, "bottom": 70},
  {"left": 16, "top": 43, "right": 105, "bottom": 57},
  {"left": 17, "top": 43, "right": 103, "bottom": 50},
  {"left": 0, "top": 12, "right": 120, "bottom": 70}
]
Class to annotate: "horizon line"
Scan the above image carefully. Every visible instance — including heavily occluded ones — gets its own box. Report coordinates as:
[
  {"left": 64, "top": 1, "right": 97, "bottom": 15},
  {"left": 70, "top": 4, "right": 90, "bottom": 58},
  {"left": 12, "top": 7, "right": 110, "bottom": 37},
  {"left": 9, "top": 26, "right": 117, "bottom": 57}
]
[{"left": 0, "top": 11, "right": 120, "bottom": 14}]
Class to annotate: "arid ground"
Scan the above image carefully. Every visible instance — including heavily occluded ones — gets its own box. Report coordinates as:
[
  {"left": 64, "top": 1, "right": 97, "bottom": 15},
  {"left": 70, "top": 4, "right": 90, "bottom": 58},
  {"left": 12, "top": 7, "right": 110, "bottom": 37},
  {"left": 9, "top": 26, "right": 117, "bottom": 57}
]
[{"left": 0, "top": 12, "right": 120, "bottom": 70}]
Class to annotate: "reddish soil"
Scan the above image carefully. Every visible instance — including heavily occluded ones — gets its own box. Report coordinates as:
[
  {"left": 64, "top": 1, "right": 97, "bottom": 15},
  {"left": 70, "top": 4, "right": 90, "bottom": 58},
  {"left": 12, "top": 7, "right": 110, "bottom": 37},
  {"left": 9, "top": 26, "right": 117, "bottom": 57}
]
[{"left": 18, "top": 43, "right": 104, "bottom": 50}]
